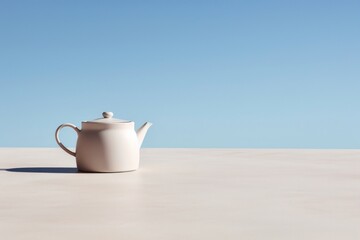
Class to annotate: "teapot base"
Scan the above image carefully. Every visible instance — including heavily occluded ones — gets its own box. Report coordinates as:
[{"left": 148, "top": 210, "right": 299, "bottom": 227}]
[{"left": 77, "top": 168, "right": 137, "bottom": 173}]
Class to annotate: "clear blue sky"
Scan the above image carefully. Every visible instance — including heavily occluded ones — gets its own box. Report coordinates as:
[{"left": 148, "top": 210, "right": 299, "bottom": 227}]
[{"left": 1, "top": 0, "right": 359, "bottom": 148}]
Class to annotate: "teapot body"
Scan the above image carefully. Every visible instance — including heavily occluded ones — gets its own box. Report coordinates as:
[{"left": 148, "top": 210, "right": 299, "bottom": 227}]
[{"left": 76, "top": 122, "right": 140, "bottom": 172}]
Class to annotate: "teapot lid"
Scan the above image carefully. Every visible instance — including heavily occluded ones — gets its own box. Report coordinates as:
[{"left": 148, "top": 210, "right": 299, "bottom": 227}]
[{"left": 85, "top": 112, "right": 132, "bottom": 124}]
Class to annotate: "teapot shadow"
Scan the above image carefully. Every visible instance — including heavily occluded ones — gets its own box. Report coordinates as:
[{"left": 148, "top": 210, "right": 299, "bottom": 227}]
[{"left": 6, "top": 167, "right": 78, "bottom": 174}]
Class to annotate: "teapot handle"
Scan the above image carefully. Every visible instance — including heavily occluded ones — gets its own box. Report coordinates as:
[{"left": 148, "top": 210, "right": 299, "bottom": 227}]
[{"left": 55, "top": 123, "right": 80, "bottom": 157}]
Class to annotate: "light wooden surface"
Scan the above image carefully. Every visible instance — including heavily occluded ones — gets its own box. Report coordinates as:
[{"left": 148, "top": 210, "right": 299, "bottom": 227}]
[{"left": 0, "top": 148, "right": 359, "bottom": 240}]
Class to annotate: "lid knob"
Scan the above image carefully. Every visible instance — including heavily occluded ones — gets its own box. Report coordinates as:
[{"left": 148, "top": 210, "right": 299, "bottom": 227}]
[{"left": 102, "top": 112, "right": 113, "bottom": 119}]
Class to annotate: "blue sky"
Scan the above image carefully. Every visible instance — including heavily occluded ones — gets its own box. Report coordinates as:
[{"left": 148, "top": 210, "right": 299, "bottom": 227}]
[{"left": 1, "top": 0, "right": 359, "bottom": 148}]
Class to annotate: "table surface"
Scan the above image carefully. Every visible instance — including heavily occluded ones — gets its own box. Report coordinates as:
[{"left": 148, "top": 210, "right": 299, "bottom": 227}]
[{"left": 0, "top": 148, "right": 359, "bottom": 240}]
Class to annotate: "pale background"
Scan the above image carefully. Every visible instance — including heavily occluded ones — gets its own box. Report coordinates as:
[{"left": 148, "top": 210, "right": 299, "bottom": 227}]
[{"left": 1, "top": 1, "right": 359, "bottom": 148}]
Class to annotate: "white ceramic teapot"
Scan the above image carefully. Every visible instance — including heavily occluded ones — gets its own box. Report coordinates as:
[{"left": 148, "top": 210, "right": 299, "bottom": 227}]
[{"left": 55, "top": 112, "right": 152, "bottom": 173}]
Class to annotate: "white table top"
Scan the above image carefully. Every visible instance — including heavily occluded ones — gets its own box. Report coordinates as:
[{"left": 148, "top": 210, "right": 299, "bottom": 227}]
[{"left": 0, "top": 148, "right": 359, "bottom": 240}]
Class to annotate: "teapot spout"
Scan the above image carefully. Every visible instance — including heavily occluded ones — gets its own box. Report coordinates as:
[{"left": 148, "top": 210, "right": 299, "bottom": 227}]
[{"left": 137, "top": 122, "right": 152, "bottom": 148}]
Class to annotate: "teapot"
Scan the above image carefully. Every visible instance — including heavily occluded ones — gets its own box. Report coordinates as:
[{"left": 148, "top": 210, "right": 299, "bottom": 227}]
[{"left": 55, "top": 112, "right": 152, "bottom": 173}]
